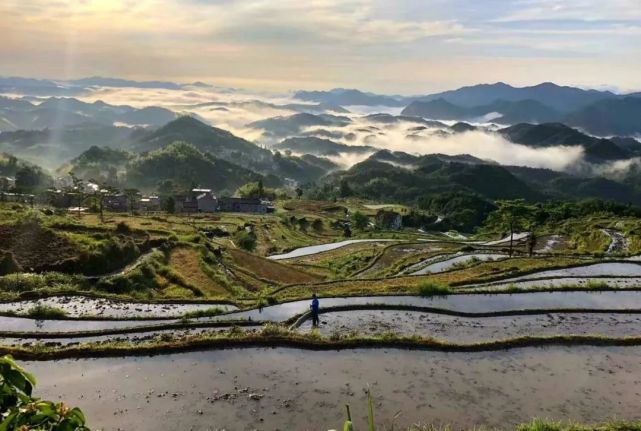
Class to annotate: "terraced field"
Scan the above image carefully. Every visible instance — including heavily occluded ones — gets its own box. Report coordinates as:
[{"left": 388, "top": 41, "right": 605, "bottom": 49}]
[{"left": 3, "top": 203, "right": 641, "bottom": 430}]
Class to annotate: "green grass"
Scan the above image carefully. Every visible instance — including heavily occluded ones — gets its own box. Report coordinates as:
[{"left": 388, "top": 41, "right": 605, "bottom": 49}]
[
  {"left": 517, "top": 418, "right": 641, "bottom": 431},
  {"left": 417, "top": 281, "right": 451, "bottom": 296},
  {"left": 26, "top": 304, "right": 67, "bottom": 319},
  {"left": 180, "top": 307, "right": 225, "bottom": 319}
]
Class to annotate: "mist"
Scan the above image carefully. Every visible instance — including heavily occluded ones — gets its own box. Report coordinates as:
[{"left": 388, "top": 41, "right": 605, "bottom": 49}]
[{"left": 299, "top": 118, "right": 586, "bottom": 172}]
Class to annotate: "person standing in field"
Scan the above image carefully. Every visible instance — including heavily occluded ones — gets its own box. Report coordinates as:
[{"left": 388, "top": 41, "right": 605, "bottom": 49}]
[{"left": 310, "top": 294, "right": 320, "bottom": 327}]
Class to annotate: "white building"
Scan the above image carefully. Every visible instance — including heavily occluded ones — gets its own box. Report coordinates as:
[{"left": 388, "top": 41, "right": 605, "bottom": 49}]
[{"left": 0, "top": 177, "right": 15, "bottom": 191}]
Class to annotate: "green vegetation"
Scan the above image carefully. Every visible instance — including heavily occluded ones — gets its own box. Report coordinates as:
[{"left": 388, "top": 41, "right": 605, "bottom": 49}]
[
  {"left": 417, "top": 281, "right": 451, "bottom": 296},
  {"left": 517, "top": 419, "right": 641, "bottom": 431},
  {"left": 0, "top": 355, "right": 89, "bottom": 430},
  {"left": 181, "top": 307, "right": 224, "bottom": 319},
  {"left": 234, "top": 230, "right": 257, "bottom": 252},
  {"left": 26, "top": 304, "right": 67, "bottom": 319}
]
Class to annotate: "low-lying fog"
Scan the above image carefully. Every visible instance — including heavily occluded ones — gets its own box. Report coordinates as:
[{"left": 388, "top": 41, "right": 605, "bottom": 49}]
[{"left": 9, "top": 85, "right": 639, "bottom": 176}]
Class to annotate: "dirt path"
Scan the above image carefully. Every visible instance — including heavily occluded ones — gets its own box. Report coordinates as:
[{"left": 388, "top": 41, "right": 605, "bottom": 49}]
[{"left": 601, "top": 229, "right": 629, "bottom": 255}]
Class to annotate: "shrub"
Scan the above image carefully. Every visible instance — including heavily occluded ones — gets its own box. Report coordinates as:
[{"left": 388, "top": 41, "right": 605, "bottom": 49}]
[
  {"left": 0, "top": 252, "right": 21, "bottom": 275},
  {"left": 181, "top": 307, "right": 224, "bottom": 319},
  {"left": 0, "top": 355, "right": 89, "bottom": 430},
  {"left": 115, "top": 221, "right": 131, "bottom": 234},
  {"left": 26, "top": 304, "right": 67, "bottom": 319},
  {"left": 234, "top": 230, "right": 257, "bottom": 252},
  {"left": 417, "top": 281, "right": 451, "bottom": 297}
]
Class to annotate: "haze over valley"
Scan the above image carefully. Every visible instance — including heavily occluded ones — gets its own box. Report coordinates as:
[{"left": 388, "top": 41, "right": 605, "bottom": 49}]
[{"left": 3, "top": 1, "right": 641, "bottom": 430}]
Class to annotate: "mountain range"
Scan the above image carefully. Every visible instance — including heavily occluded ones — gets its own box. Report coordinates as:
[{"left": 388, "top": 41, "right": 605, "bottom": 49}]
[
  {"left": 296, "top": 82, "right": 641, "bottom": 136},
  {"left": 0, "top": 96, "right": 177, "bottom": 132}
]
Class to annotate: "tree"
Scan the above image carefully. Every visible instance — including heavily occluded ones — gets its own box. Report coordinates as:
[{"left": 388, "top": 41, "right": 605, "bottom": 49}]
[
  {"left": 0, "top": 252, "right": 21, "bottom": 275},
  {"left": 312, "top": 218, "right": 323, "bottom": 233},
  {"left": 352, "top": 211, "right": 369, "bottom": 230},
  {"left": 164, "top": 196, "right": 176, "bottom": 214},
  {"left": 91, "top": 182, "right": 118, "bottom": 222},
  {"left": 258, "top": 180, "right": 265, "bottom": 199},
  {"left": 69, "top": 173, "right": 85, "bottom": 218},
  {"left": 297, "top": 217, "right": 309, "bottom": 231},
  {"left": 339, "top": 179, "right": 352, "bottom": 198},
  {"left": 343, "top": 224, "right": 352, "bottom": 238},
  {"left": 14, "top": 166, "right": 41, "bottom": 192},
  {"left": 236, "top": 181, "right": 276, "bottom": 200},
  {"left": 489, "top": 200, "right": 535, "bottom": 257},
  {"left": 234, "top": 230, "right": 257, "bottom": 251},
  {"left": 123, "top": 188, "right": 140, "bottom": 215}
]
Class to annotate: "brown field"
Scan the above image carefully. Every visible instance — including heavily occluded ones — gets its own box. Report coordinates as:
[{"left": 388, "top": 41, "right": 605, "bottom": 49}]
[
  {"left": 277, "top": 256, "right": 587, "bottom": 299},
  {"left": 0, "top": 222, "right": 77, "bottom": 271},
  {"left": 168, "top": 247, "right": 230, "bottom": 297},
  {"left": 228, "top": 248, "right": 321, "bottom": 285}
]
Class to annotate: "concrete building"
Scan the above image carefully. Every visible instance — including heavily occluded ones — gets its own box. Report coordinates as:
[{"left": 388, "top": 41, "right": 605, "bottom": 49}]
[
  {"left": 196, "top": 192, "right": 218, "bottom": 212},
  {"left": 140, "top": 195, "right": 161, "bottom": 212},
  {"left": 218, "top": 197, "right": 268, "bottom": 214},
  {"left": 0, "top": 177, "right": 15, "bottom": 191},
  {"left": 104, "top": 194, "right": 129, "bottom": 212}
]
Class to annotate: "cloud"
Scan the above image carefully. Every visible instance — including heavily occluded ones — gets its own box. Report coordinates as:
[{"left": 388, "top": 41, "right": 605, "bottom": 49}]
[
  {"left": 1, "top": 0, "right": 640, "bottom": 93},
  {"left": 300, "top": 117, "right": 586, "bottom": 171}
]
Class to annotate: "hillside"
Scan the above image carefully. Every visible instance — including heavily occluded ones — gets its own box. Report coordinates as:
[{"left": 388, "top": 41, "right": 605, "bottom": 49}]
[
  {"left": 0, "top": 124, "right": 144, "bottom": 169},
  {"left": 294, "top": 88, "right": 405, "bottom": 107},
  {"left": 499, "top": 123, "right": 630, "bottom": 161},
  {"left": 275, "top": 137, "right": 374, "bottom": 156},
  {"left": 248, "top": 113, "right": 352, "bottom": 138},
  {"left": 125, "top": 142, "right": 265, "bottom": 193},
  {"left": 0, "top": 152, "right": 52, "bottom": 192},
  {"left": 564, "top": 97, "right": 641, "bottom": 136},
  {"left": 329, "top": 151, "right": 544, "bottom": 203},
  {"left": 415, "top": 82, "right": 615, "bottom": 112},
  {"left": 0, "top": 96, "right": 177, "bottom": 132},
  {"left": 57, "top": 146, "right": 132, "bottom": 184}
]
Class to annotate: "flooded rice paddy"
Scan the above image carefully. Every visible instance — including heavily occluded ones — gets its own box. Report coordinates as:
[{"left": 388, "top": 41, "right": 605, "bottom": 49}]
[
  {"left": 410, "top": 253, "right": 507, "bottom": 275},
  {"left": 298, "top": 309, "right": 641, "bottom": 341},
  {"left": 26, "top": 346, "right": 641, "bottom": 430},
  {"left": 267, "top": 239, "right": 401, "bottom": 260},
  {"left": 3, "top": 291, "right": 641, "bottom": 334},
  {"left": 0, "top": 296, "right": 237, "bottom": 318}
]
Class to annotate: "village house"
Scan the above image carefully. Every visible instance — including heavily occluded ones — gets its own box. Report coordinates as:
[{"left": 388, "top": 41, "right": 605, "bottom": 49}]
[
  {"left": 175, "top": 195, "right": 198, "bottom": 213},
  {"left": 0, "top": 177, "right": 16, "bottom": 191},
  {"left": 194, "top": 189, "right": 218, "bottom": 212},
  {"left": 218, "top": 197, "right": 269, "bottom": 214},
  {"left": 140, "top": 195, "right": 161, "bottom": 212},
  {"left": 104, "top": 194, "right": 130, "bottom": 212},
  {"left": 0, "top": 192, "right": 34, "bottom": 205}
]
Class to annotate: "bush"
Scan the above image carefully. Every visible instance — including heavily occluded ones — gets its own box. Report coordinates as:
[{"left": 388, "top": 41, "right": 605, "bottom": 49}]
[
  {"left": 115, "top": 221, "right": 132, "bottom": 234},
  {"left": 234, "top": 230, "right": 257, "bottom": 252},
  {"left": 417, "top": 281, "right": 451, "bottom": 297},
  {"left": 181, "top": 307, "right": 224, "bottom": 319},
  {"left": 0, "top": 252, "right": 21, "bottom": 275},
  {"left": 0, "top": 355, "right": 89, "bottom": 430},
  {"left": 26, "top": 304, "right": 67, "bottom": 319}
]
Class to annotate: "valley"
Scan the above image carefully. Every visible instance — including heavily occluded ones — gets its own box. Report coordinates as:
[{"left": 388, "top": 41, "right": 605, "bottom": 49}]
[{"left": 1, "top": 77, "right": 641, "bottom": 431}]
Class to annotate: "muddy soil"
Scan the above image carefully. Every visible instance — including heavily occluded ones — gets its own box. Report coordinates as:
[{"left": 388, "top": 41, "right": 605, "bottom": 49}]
[
  {"left": 26, "top": 346, "right": 641, "bottom": 430},
  {"left": 298, "top": 309, "right": 641, "bottom": 341},
  {"left": 0, "top": 296, "right": 237, "bottom": 319}
]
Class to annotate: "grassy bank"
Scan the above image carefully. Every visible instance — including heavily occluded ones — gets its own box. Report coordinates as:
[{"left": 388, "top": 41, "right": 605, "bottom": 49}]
[{"left": 6, "top": 327, "right": 641, "bottom": 360}]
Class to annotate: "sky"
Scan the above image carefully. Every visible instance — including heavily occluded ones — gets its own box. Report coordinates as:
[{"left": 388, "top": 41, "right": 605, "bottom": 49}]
[{"left": 2, "top": 0, "right": 641, "bottom": 94}]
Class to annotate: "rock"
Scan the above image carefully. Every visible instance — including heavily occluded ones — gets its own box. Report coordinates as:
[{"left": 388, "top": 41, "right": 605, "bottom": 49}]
[{"left": 248, "top": 393, "right": 264, "bottom": 400}]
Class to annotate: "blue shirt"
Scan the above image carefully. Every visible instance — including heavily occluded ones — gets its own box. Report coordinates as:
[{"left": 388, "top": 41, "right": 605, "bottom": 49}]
[{"left": 311, "top": 298, "right": 319, "bottom": 313}]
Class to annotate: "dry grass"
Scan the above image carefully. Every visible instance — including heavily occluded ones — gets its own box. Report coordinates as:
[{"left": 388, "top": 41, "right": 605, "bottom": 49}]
[
  {"left": 228, "top": 248, "right": 320, "bottom": 284},
  {"left": 278, "top": 256, "right": 587, "bottom": 299},
  {"left": 168, "top": 247, "right": 229, "bottom": 296}
]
